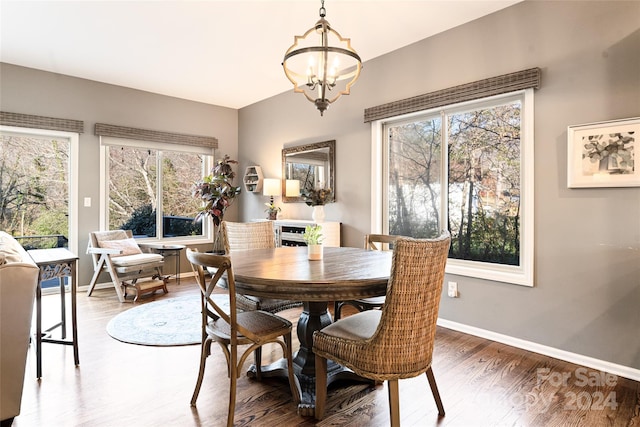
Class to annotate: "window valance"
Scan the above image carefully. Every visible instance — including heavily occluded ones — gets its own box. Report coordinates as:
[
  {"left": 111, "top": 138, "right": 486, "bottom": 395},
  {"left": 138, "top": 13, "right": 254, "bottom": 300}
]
[
  {"left": 95, "top": 123, "right": 218, "bottom": 148},
  {"left": 0, "top": 111, "right": 84, "bottom": 133},
  {"left": 364, "top": 67, "right": 541, "bottom": 123}
]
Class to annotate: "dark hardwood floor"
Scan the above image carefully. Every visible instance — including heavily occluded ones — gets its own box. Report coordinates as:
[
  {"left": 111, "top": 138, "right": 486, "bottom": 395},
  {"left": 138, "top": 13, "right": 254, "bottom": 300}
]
[{"left": 14, "top": 279, "right": 640, "bottom": 427}]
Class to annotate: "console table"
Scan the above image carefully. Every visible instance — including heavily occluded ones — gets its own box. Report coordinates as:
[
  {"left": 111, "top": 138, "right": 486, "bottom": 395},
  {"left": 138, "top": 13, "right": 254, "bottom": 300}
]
[
  {"left": 270, "top": 219, "right": 341, "bottom": 247},
  {"left": 27, "top": 248, "right": 79, "bottom": 379}
]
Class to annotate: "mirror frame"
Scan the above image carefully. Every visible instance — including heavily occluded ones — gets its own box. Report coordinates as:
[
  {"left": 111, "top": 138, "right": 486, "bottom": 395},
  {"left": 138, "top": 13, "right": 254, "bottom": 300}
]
[{"left": 282, "top": 140, "right": 336, "bottom": 203}]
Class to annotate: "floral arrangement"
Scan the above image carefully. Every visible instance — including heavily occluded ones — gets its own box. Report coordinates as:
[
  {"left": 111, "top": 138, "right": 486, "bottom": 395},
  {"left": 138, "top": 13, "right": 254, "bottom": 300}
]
[
  {"left": 192, "top": 155, "right": 242, "bottom": 225},
  {"left": 264, "top": 202, "right": 281, "bottom": 214},
  {"left": 300, "top": 187, "right": 333, "bottom": 206},
  {"left": 264, "top": 201, "right": 281, "bottom": 220},
  {"left": 192, "top": 155, "right": 242, "bottom": 252}
]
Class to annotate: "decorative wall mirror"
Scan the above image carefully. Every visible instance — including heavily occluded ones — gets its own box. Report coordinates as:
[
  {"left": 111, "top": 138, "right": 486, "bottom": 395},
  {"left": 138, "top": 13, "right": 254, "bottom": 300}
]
[{"left": 282, "top": 140, "right": 335, "bottom": 203}]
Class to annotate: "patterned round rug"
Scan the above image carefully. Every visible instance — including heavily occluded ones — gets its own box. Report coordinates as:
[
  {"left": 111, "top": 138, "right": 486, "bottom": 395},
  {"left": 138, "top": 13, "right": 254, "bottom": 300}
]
[{"left": 106, "top": 294, "right": 229, "bottom": 346}]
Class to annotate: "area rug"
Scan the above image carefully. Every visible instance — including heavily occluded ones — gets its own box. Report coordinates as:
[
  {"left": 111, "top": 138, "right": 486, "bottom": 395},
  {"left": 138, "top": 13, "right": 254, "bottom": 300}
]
[{"left": 106, "top": 294, "right": 229, "bottom": 346}]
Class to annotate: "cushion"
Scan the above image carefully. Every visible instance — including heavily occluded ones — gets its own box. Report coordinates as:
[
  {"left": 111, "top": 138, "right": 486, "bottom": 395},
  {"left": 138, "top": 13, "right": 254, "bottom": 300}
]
[
  {"left": 0, "top": 235, "right": 25, "bottom": 264},
  {"left": 319, "top": 309, "right": 382, "bottom": 341},
  {"left": 97, "top": 238, "right": 142, "bottom": 257},
  {"left": 111, "top": 253, "right": 164, "bottom": 267}
]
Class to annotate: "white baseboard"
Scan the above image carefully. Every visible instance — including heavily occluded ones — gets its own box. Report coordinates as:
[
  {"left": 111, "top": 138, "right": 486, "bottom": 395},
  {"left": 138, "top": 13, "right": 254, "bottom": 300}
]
[{"left": 437, "top": 318, "right": 640, "bottom": 382}]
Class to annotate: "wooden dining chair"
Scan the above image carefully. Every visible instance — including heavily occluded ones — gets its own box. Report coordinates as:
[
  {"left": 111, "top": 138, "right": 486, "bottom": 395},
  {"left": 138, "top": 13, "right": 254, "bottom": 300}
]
[
  {"left": 186, "top": 248, "right": 300, "bottom": 427},
  {"left": 222, "top": 221, "right": 303, "bottom": 379},
  {"left": 333, "top": 233, "right": 399, "bottom": 320},
  {"left": 314, "top": 232, "right": 451, "bottom": 425}
]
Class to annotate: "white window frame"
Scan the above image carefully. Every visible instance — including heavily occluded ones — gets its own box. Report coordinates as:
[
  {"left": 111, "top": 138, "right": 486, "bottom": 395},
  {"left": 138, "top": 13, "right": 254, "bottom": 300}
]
[
  {"left": 371, "top": 89, "right": 534, "bottom": 287},
  {"left": 0, "top": 125, "right": 79, "bottom": 256},
  {"left": 100, "top": 136, "right": 214, "bottom": 244}
]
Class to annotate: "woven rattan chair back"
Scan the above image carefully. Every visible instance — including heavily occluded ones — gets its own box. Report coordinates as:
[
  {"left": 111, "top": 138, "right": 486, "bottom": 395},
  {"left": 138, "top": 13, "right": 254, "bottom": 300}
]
[
  {"left": 368, "top": 233, "right": 451, "bottom": 376},
  {"left": 221, "top": 221, "right": 301, "bottom": 313},
  {"left": 186, "top": 248, "right": 299, "bottom": 427},
  {"left": 222, "top": 221, "right": 275, "bottom": 252},
  {"left": 378, "top": 233, "right": 451, "bottom": 374},
  {"left": 314, "top": 232, "right": 451, "bottom": 425}
]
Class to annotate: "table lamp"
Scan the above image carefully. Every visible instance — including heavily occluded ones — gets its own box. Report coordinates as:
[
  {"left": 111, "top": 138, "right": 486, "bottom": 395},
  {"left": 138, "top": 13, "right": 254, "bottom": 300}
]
[{"left": 263, "top": 178, "right": 281, "bottom": 220}]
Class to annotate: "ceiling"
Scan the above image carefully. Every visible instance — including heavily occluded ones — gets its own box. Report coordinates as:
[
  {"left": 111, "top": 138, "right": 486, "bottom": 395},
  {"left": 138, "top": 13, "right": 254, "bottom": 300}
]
[{"left": 0, "top": 0, "right": 521, "bottom": 109}]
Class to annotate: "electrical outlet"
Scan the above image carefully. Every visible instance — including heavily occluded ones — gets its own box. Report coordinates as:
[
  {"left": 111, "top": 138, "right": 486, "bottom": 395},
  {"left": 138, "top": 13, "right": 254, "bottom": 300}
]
[
  {"left": 83, "top": 197, "right": 92, "bottom": 207},
  {"left": 447, "top": 281, "right": 458, "bottom": 298}
]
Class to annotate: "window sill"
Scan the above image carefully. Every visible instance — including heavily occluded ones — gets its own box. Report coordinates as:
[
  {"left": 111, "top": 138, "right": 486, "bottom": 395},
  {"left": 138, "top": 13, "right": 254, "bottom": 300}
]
[{"left": 446, "top": 259, "right": 533, "bottom": 287}]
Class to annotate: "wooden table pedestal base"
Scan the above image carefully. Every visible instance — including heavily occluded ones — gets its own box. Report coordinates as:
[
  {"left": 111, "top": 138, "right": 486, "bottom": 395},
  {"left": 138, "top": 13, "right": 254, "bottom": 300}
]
[{"left": 247, "top": 301, "right": 371, "bottom": 415}]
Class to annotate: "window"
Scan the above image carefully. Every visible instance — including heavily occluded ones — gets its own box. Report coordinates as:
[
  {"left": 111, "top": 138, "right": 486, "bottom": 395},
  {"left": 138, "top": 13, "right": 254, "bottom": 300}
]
[
  {"left": 101, "top": 137, "right": 213, "bottom": 242},
  {"left": 0, "top": 125, "right": 79, "bottom": 293},
  {"left": 0, "top": 126, "right": 78, "bottom": 251},
  {"left": 372, "top": 90, "right": 534, "bottom": 286}
]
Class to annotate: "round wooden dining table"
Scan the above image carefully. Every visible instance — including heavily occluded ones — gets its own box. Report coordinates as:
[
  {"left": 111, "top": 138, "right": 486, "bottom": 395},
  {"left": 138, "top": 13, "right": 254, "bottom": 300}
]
[{"left": 229, "top": 246, "right": 392, "bottom": 415}]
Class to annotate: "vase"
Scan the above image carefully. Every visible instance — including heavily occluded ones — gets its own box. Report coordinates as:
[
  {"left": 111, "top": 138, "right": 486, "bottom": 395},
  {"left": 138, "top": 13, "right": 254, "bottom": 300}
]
[
  {"left": 312, "top": 205, "right": 325, "bottom": 223},
  {"left": 268, "top": 211, "right": 278, "bottom": 220},
  {"left": 211, "top": 225, "right": 225, "bottom": 254},
  {"left": 307, "top": 244, "right": 323, "bottom": 261}
]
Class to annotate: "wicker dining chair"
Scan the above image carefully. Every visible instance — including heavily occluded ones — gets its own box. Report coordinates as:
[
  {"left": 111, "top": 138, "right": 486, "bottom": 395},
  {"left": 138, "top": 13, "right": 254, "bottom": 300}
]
[
  {"left": 186, "top": 248, "right": 299, "bottom": 427},
  {"left": 314, "top": 232, "right": 451, "bottom": 425},
  {"left": 333, "top": 233, "right": 400, "bottom": 320},
  {"left": 222, "top": 221, "right": 302, "bottom": 312}
]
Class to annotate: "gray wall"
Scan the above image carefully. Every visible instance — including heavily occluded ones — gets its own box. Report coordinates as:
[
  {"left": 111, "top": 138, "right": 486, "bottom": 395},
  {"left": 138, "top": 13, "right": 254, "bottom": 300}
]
[
  {"left": 238, "top": 1, "right": 640, "bottom": 370},
  {"left": 1, "top": 0, "right": 638, "bottom": 372},
  {"left": 0, "top": 63, "right": 239, "bottom": 284}
]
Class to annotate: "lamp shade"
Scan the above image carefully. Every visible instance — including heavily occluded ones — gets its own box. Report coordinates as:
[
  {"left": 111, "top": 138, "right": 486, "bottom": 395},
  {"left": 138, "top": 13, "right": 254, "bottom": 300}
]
[
  {"left": 263, "top": 178, "right": 281, "bottom": 197},
  {"left": 285, "top": 179, "right": 301, "bottom": 197}
]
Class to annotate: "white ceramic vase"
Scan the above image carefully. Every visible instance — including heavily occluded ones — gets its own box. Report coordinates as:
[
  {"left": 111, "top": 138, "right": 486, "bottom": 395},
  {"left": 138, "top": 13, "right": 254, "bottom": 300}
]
[
  {"left": 312, "top": 205, "right": 325, "bottom": 223},
  {"left": 307, "top": 244, "right": 323, "bottom": 261}
]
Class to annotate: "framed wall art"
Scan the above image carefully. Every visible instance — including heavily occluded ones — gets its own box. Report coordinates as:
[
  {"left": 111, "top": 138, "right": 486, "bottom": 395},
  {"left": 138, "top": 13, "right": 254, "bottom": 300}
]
[{"left": 567, "top": 117, "right": 639, "bottom": 188}]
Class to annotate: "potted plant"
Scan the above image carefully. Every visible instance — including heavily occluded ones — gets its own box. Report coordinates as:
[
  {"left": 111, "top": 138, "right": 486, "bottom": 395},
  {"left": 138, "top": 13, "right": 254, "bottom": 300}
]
[
  {"left": 192, "top": 155, "right": 242, "bottom": 253},
  {"left": 303, "top": 224, "right": 324, "bottom": 260},
  {"left": 264, "top": 202, "right": 281, "bottom": 220},
  {"left": 301, "top": 187, "right": 333, "bottom": 222}
]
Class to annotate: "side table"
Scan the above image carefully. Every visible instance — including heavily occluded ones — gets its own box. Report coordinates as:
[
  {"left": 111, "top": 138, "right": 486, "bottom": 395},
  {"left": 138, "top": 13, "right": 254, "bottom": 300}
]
[
  {"left": 27, "top": 248, "right": 79, "bottom": 379},
  {"left": 143, "top": 244, "right": 186, "bottom": 285}
]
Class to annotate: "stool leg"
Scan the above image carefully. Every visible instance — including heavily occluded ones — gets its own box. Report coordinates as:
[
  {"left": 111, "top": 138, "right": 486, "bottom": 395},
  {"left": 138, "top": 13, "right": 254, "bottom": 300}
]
[
  {"left": 176, "top": 251, "right": 181, "bottom": 285},
  {"left": 36, "top": 274, "right": 43, "bottom": 379},
  {"left": 59, "top": 277, "right": 66, "bottom": 339},
  {"left": 71, "top": 260, "right": 80, "bottom": 366}
]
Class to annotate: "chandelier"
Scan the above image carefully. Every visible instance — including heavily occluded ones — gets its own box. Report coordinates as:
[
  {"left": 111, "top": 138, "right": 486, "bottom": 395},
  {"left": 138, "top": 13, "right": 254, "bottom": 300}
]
[{"left": 282, "top": 0, "right": 362, "bottom": 116}]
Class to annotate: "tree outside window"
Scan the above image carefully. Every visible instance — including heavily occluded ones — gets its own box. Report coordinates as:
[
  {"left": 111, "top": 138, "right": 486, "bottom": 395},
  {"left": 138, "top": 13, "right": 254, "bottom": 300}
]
[
  {"left": 0, "top": 134, "right": 69, "bottom": 245},
  {"left": 386, "top": 98, "right": 522, "bottom": 267},
  {"left": 106, "top": 145, "right": 207, "bottom": 239}
]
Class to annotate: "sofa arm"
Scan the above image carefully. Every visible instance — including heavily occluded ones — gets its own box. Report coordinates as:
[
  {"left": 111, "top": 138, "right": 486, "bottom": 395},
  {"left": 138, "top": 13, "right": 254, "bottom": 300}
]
[{"left": 0, "top": 249, "right": 39, "bottom": 423}]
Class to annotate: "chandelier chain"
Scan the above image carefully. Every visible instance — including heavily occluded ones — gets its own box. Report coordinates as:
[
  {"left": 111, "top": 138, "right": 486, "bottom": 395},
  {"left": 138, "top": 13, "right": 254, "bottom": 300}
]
[{"left": 319, "top": 0, "right": 326, "bottom": 18}]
